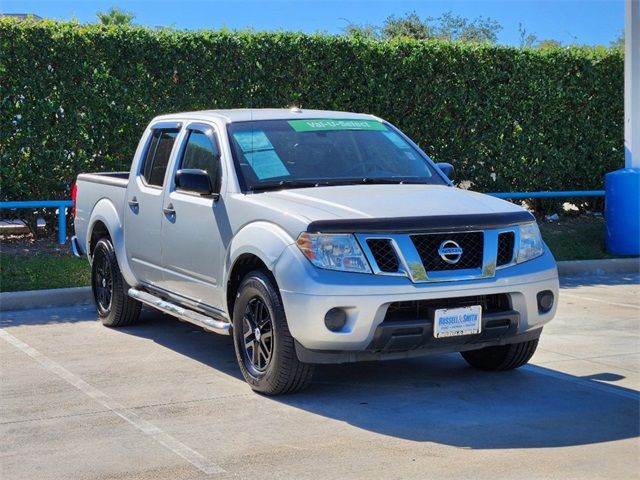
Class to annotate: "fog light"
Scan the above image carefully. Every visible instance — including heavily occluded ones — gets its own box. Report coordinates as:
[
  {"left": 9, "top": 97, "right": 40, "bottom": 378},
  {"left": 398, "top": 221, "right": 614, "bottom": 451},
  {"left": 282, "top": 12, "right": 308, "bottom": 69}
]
[
  {"left": 537, "top": 290, "right": 554, "bottom": 313},
  {"left": 324, "top": 308, "right": 347, "bottom": 332}
]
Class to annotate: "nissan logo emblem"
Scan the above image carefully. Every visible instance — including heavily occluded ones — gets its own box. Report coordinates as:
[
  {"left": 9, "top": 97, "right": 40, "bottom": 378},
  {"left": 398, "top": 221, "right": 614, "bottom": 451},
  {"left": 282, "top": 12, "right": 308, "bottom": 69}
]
[{"left": 438, "top": 240, "right": 463, "bottom": 264}]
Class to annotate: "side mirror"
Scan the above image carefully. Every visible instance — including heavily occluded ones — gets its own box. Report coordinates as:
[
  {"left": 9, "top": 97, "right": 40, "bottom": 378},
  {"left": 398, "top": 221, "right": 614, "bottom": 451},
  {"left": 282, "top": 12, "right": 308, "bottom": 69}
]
[
  {"left": 175, "top": 169, "right": 215, "bottom": 196},
  {"left": 436, "top": 162, "right": 455, "bottom": 181}
]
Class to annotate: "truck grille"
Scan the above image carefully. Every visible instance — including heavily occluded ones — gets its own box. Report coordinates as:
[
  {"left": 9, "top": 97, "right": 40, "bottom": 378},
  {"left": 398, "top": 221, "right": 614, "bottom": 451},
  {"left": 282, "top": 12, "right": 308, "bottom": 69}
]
[
  {"left": 366, "top": 239, "right": 400, "bottom": 272},
  {"left": 497, "top": 231, "right": 515, "bottom": 266},
  {"left": 384, "top": 294, "right": 511, "bottom": 322},
  {"left": 411, "top": 232, "right": 484, "bottom": 271}
]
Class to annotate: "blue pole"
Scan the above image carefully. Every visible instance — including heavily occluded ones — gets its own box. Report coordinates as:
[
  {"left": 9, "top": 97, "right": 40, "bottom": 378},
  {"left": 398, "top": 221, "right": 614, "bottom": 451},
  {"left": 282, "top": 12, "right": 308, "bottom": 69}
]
[
  {"left": 605, "top": 169, "right": 640, "bottom": 255},
  {"left": 58, "top": 206, "right": 66, "bottom": 244},
  {"left": 605, "top": 0, "right": 640, "bottom": 256}
]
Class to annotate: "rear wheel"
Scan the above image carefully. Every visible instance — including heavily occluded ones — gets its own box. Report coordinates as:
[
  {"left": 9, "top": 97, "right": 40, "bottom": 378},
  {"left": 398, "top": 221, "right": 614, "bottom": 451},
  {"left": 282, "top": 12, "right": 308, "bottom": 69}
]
[
  {"left": 461, "top": 339, "right": 539, "bottom": 371},
  {"left": 91, "top": 238, "right": 141, "bottom": 327},
  {"left": 232, "top": 270, "right": 314, "bottom": 395}
]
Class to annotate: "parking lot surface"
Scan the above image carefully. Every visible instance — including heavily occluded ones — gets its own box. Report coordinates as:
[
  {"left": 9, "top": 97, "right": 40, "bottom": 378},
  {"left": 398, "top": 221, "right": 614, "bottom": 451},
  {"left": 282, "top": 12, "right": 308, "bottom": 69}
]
[{"left": 1, "top": 273, "right": 639, "bottom": 480}]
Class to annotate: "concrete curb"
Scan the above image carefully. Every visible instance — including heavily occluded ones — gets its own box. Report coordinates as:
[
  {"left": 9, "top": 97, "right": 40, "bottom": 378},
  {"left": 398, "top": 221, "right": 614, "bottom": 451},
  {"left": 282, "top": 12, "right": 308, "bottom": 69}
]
[
  {"left": 557, "top": 258, "right": 640, "bottom": 276},
  {"left": 0, "top": 258, "right": 638, "bottom": 312},
  {"left": 0, "top": 287, "right": 92, "bottom": 312}
]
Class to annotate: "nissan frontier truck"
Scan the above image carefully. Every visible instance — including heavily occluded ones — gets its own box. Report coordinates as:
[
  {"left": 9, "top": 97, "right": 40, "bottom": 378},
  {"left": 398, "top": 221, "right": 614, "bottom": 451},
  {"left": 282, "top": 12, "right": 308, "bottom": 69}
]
[{"left": 72, "top": 108, "right": 559, "bottom": 395}]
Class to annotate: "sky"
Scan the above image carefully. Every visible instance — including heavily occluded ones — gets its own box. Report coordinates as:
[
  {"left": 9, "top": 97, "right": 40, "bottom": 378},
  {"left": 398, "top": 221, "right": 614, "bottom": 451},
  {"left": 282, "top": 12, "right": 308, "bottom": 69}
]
[{"left": 1, "top": 0, "right": 624, "bottom": 47}]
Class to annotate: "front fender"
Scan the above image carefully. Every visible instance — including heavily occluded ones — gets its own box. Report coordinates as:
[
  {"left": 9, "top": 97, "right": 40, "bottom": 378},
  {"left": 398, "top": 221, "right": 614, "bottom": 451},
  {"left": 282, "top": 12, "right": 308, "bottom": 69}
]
[
  {"left": 88, "top": 199, "right": 137, "bottom": 286},
  {"left": 224, "top": 220, "right": 296, "bottom": 281}
]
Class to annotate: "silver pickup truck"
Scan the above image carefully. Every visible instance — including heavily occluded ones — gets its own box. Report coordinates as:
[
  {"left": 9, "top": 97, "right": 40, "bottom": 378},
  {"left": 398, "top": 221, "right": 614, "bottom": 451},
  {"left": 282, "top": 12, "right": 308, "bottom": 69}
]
[{"left": 72, "top": 108, "right": 559, "bottom": 395}]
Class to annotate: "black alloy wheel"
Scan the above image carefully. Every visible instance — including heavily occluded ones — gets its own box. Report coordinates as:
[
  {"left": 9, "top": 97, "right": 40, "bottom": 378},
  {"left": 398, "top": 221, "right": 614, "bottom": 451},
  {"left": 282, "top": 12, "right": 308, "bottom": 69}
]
[
  {"left": 241, "top": 297, "right": 274, "bottom": 374},
  {"left": 232, "top": 270, "right": 314, "bottom": 395},
  {"left": 93, "top": 245, "right": 114, "bottom": 315},
  {"left": 91, "top": 238, "right": 141, "bottom": 327}
]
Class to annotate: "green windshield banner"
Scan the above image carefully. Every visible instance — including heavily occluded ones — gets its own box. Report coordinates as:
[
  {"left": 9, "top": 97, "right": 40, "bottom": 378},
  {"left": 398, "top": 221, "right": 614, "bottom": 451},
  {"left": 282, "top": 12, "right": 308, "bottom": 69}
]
[{"left": 288, "top": 119, "right": 386, "bottom": 132}]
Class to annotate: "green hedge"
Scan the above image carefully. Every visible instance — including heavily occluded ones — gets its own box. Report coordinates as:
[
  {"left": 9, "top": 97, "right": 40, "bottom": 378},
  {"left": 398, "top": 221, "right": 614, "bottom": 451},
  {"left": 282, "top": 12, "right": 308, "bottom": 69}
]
[{"left": 0, "top": 19, "right": 623, "bottom": 209}]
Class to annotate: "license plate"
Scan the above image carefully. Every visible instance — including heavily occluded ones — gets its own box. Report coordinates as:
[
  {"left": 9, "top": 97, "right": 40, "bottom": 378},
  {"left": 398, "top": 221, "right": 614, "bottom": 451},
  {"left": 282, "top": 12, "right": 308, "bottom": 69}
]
[{"left": 433, "top": 305, "right": 482, "bottom": 338}]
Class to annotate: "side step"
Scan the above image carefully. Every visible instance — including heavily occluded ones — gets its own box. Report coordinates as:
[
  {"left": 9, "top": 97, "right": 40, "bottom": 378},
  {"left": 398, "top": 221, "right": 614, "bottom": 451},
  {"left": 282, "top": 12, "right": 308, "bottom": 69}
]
[{"left": 128, "top": 288, "right": 230, "bottom": 335}]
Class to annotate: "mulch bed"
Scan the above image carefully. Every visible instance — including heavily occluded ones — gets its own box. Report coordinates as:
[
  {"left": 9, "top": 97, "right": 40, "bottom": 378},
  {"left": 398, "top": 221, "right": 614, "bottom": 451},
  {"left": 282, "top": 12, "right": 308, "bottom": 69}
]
[{"left": 0, "top": 234, "right": 72, "bottom": 257}]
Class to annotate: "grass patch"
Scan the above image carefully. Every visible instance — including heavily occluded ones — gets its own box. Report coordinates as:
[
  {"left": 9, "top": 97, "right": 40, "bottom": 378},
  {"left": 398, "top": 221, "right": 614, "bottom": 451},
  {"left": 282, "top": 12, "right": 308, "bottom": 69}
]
[
  {"left": 539, "top": 215, "right": 617, "bottom": 261},
  {"left": 0, "top": 238, "right": 90, "bottom": 292}
]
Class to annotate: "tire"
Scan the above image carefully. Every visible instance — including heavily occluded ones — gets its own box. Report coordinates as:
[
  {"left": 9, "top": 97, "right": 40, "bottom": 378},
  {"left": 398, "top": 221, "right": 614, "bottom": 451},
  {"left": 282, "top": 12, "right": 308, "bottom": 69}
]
[
  {"left": 91, "top": 238, "right": 141, "bottom": 327},
  {"left": 460, "top": 339, "right": 539, "bottom": 371},
  {"left": 232, "top": 270, "right": 314, "bottom": 395}
]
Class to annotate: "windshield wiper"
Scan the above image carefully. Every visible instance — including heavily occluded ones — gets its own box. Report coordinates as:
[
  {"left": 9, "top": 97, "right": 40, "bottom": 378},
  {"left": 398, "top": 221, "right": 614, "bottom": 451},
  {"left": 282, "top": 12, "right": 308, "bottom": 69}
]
[
  {"left": 248, "top": 180, "right": 329, "bottom": 192},
  {"left": 358, "top": 177, "right": 430, "bottom": 185},
  {"left": 247, "top": 177, "right": 430, "bottom": 192}
]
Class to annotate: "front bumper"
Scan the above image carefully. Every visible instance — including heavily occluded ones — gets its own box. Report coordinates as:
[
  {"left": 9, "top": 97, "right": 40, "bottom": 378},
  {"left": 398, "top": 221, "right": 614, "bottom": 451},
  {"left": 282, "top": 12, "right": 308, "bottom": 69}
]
[{"left": 274, "top": 244, "right": 559, "bottom": 362}]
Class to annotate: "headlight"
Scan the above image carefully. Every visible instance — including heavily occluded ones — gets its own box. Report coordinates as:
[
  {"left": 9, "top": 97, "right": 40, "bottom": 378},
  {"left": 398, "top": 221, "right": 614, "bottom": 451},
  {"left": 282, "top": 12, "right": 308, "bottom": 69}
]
[
  {"left": 296, "top": 233, "right": 371, "bottom": 273},
  {"left": 517, "top": 222, "right": 544, "bottom": 263}
]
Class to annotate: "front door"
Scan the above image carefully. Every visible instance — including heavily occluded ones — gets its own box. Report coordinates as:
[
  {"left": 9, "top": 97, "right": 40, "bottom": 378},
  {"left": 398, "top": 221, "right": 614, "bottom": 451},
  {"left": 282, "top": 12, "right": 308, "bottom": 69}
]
[
  {"left": 124, "top": 123, "right": 181, "bottom": 286},
  {"left": 160, "top": 122, "right": 225, "bottom": 310}
]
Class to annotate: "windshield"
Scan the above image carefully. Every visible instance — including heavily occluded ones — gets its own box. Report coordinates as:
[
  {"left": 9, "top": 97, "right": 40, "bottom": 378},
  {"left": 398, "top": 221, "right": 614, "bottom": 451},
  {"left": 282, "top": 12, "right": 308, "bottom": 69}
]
[{"left": 226, "top": 118, "right": 446, "bottom": 192}]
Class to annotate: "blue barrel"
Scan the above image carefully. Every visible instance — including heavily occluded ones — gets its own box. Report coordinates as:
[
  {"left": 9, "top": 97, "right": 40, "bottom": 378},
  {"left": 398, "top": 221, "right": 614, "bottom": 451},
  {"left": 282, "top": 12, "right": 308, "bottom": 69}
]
[{"left": 605, "top": 168, "right": 640, "bottom": 255}]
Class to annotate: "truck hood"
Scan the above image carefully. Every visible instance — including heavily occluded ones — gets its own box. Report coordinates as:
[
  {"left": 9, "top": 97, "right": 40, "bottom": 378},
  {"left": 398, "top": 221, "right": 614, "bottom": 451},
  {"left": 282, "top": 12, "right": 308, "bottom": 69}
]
[
  {"left": 229, "top": 184, "right": 530, "bottom": 241},
  {"left": 257, "top": 184, "right": 524, "bottom": 222}
]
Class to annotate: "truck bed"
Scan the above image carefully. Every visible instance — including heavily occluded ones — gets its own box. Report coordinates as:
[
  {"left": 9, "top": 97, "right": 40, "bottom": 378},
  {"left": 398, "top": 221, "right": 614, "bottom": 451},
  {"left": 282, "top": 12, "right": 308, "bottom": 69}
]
[
  {"left": 76, "top": 172, "right": 129, "bottom": 188},
  {"left": 74, "top": 172, "right": 130, "bottom": 256}
]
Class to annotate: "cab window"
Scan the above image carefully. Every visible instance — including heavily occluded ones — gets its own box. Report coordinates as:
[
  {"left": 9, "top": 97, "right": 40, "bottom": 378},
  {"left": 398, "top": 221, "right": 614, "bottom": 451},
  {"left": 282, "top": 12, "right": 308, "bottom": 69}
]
[
  {"left": 141, "top": 129, "right": 179, "bottom": 187},
  {"left": 179, "top": 131, "right": 221, "bottom": 189}
]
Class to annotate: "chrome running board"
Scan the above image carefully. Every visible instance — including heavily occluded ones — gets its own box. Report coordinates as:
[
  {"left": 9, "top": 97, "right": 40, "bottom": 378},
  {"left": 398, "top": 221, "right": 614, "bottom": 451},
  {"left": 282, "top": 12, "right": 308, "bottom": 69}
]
[{"left": 128, "top": 288, "right": 230, "bottom": 335}]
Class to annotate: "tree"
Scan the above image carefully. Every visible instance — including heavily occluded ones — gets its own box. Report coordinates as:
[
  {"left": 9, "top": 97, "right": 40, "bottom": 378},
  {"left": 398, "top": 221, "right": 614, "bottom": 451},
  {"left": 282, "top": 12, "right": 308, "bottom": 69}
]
[
  {"left": 517, "top": 23, "right": 563, "bottom": 49},
  {"left": 342, "top": 21, "right": 379, "bottom": 39},
  {"left": 434, "top": 12, "right": 502, "bottom": 44},
  {"left": 345, "top": 11, "right": 502, "bottom": 44},
  {"left": 611, "top": 30, "right": 624, "bottom": 48},
  {"left": 536, "top": 39, "right": 562, "bottom": 49},
  {"left": 381, "top": 12, "right": 433, "bottom": 40},
  {"left": 97, "top": 7, "right": 135, "bottom": 26},
  {"left": 518, "top": 23, "right": 537, "bottom": 48}
]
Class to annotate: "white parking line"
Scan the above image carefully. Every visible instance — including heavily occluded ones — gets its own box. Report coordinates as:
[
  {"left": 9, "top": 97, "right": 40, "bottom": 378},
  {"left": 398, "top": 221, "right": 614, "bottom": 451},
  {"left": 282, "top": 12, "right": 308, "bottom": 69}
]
[
  {"left": 0, "top": 328, "right": 225, "bottom": 476},
  {"left": 561, "top": 293, "right": 639, "bottom": 309}
]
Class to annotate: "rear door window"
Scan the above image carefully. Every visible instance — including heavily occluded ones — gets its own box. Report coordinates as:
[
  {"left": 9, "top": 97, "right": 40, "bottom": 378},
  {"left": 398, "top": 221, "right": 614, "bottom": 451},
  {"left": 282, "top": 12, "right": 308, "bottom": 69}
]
[{"left": 141, "top": 129, "right": 179, "bottom": 187}]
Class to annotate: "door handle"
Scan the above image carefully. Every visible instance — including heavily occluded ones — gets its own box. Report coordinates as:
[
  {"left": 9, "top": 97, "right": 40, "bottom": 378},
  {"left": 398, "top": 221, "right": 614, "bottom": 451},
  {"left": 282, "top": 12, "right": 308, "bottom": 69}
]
[
  {"left": 128, "top": 196, "right": 139, "bottom": 208},
  {"left": 163, "top": 203, "right": 176, "bottom": 217}
]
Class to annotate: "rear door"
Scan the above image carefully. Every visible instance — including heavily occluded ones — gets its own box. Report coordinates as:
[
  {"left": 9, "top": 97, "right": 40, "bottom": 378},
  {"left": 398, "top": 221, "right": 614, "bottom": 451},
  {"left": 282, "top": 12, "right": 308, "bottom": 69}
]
[
  {"left": 159, "top": 122, "right": 226, "bottom": 310},
  {"left": 124, "top": 122, "right": 181, "bottom": 286}
]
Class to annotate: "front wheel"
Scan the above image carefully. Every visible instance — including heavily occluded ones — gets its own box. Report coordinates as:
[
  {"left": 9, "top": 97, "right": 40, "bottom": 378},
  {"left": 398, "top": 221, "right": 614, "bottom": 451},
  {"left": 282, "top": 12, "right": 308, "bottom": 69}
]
[
  {"left": 91, "top": 238, "right": 141, "bottom": 327},
  {"left": 232, "top": 270, "right": 314, "bottom": 395},
  {"left": 460, "top": 339, "right": 539, "bottom": 371}
]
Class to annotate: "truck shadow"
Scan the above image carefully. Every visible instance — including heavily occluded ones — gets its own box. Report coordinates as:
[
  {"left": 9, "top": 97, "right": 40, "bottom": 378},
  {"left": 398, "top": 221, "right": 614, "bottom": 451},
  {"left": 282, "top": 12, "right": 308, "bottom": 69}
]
[
  {"left": 288, "top": 360, "right": 639, "bottom": 449},
  {"left": 122, "top": 309, "right": 639, "bottom": 450},
  {"left": 0, "top": 303, "right": 97, "bottom": 327}
]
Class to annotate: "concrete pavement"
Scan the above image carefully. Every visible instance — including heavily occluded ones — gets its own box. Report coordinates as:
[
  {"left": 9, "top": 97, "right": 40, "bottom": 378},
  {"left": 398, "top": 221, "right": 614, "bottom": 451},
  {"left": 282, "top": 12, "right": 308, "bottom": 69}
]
[{"left": 1, "top": 273, "right": 638, "bottom": 479}]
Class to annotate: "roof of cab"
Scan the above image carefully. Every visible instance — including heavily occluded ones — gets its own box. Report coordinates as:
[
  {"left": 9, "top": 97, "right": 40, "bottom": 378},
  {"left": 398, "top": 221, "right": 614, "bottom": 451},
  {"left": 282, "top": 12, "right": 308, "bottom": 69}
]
[{"left": 152, "top": 108, "right": 381, "bottom": 124}]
